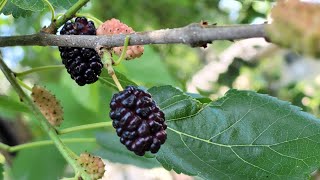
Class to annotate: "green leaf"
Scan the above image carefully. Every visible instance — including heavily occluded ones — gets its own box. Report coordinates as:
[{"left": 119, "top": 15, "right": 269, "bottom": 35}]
[
  {"left": 186, "top": 92, "right": 212, "bottom": 104},
  {"left": 148, "top": 86, "right": 320, "bottom": 180},
  {"left": 1, "top": 1, "right": 32, "bottom": 18},
  {"left": 50, "top": 0, "right": 78, "bottom": 9},
  {"left": 11, "top": 146, "right": 66, "bottom": 180},
  {"left": 96, "top": 131, "right": 161, "bottom": 169},
  {"left": 99, "top": 69, "right": 137, "bottom": 91},
  {"left": 11, "top": 0, "right": 45, "bottom": 11},
  {"left": 0, "top": 95, "right": 29, "bottom": 113},
  {"left": 4, "top": 0, "right": 77, "bottom": 17}
]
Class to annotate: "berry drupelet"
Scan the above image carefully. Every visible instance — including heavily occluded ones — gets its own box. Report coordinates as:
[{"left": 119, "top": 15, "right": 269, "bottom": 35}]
[
  {"left": 109, "top": 86, "right": 167, "bottom": 156},
  {"left": 58, "top": 17, "right": 103, "bottom": 86}
]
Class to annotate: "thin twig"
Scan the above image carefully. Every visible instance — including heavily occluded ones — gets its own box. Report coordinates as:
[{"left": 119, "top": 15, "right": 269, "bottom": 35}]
[{"left": 0, "top": 24, "right": 267, "bottom": 48}]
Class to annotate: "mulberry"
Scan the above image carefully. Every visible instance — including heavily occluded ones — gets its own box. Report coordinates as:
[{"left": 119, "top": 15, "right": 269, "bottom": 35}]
[
  {"left": 59, "top": 17, "right": 103, "bottom": 86},
  {"left": 77, "top": 153, "right": 105, "bottom": 180},
  {"left": 97, "top": 18, "right": 144, "bottom": 60},
  {"left": 31, "top": 85, "right": 63, "bottom": 126},
  {"left": 109, "top": 86, "right": 167, "bottom": 156}
]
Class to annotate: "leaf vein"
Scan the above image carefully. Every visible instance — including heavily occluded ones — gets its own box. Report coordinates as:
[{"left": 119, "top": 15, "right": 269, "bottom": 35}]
[
  {"left": 179, "top": 134, "right": 231, "bottom": 179},
  {"left": 230, "top": 147, "right": 278, "bottom": 176},
  {"left": 268, "top": 147, "right": 309, "bottom": 167}
]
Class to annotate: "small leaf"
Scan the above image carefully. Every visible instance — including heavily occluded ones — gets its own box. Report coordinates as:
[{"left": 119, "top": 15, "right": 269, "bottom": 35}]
[
  {"left": 1, "top": 1, "right": 32, "bottom": 18},
  {"left": 148, "top": 86, "right": 320, "bottom": 179},
  {"left": 99, "top": 69, "right": 137, "bottom": 91},
  {"left": 96, "top": 131, "right": 161, "bottom": 169}
]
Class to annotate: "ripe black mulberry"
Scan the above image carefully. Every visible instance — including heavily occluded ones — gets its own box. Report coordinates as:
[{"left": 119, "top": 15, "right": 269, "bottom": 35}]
[
  {"left": 109, "top": 86, "right": 167, "bottom": 156},
  {"left": 58, "top": 17, "right": 103, "bottom": 86}
]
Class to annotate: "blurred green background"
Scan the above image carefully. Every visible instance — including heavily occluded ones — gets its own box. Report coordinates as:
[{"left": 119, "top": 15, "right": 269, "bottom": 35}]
[{"left": 2, "top": 0, "right": 320, "bottom": 179}]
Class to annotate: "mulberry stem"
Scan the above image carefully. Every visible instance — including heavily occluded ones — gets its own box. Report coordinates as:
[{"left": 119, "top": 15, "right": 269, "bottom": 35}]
[
  {"left": 0, "top": 0, "right": 8, "bottom": 12},
  {"left": 42, "top": 0, "right": 55, "bottom": 21},
  {"left": 112, "top": 73, "right": 123, "bottom": 91},
  {"left": 15, "top": 65, "right": 65, "bottom": 77},
  {"left": 58, "top": 122, "right": 112, "bottom": 135},
  {"left": 101, "top": 49, "right": 124, "bottom": 91},
  {"left": 113, "top": 36, "right": 130, "bottom": 66},
  {"left": 0, "top": 138, "right": 95, "bottom": 153},
  {"left": 16, "top": 78, "right": 32, "bottom": 92}
]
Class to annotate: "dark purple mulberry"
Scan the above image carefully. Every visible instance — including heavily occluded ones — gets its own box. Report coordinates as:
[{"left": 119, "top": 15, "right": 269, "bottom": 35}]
[
  {"left": 58, "top": 17, "right": 103, "bottom": 86},
  {"left": 109, "top": 86, "right": 167, "bottom": 156}
]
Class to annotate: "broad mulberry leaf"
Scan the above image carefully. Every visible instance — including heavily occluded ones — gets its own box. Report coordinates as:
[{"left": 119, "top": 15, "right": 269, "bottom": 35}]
[
  {"left": 1, "top": 1, "right": 32, "bottom": 18},
  {"left": 147, "top": 85, "right": 320, "bottom": 180}
]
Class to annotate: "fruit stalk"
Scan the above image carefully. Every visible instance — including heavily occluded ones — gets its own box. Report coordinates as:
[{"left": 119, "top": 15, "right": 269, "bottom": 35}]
[
  {"left": 113, "top": 36, "right": 130, "bottom": 65},
  {"left": 42, "top": 0, "right": 55, "bottom": 21},
  {"left": 16, "top": 78, "right": 32, "bottom": 91}
]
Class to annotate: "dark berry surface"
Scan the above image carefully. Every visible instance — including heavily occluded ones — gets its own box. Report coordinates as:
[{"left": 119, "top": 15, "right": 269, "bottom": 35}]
[
  {"left": 58, "top": 17, "right": 103, "bottom": 86},
  {"left": 109, "top": 86, "right": 167, "bottom": 156}
]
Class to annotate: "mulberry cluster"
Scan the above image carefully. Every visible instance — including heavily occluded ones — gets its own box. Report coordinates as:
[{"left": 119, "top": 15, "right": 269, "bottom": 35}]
[
  {"left": 109, "top": 86, "right": 167, "bottom": 156},
  {"left": 96, "top": 18, "right": 144, "bottom": 60},
  {"left": 58, "top": 17, "right": 103, "bottom": 86},
  {"left": 77, "top": 153, "right": 105, "bottom": 180}
]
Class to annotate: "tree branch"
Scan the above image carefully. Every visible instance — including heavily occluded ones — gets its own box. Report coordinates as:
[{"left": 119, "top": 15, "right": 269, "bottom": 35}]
[{"left": 0, "top": 24, "right": 267, "bottom": 48}]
